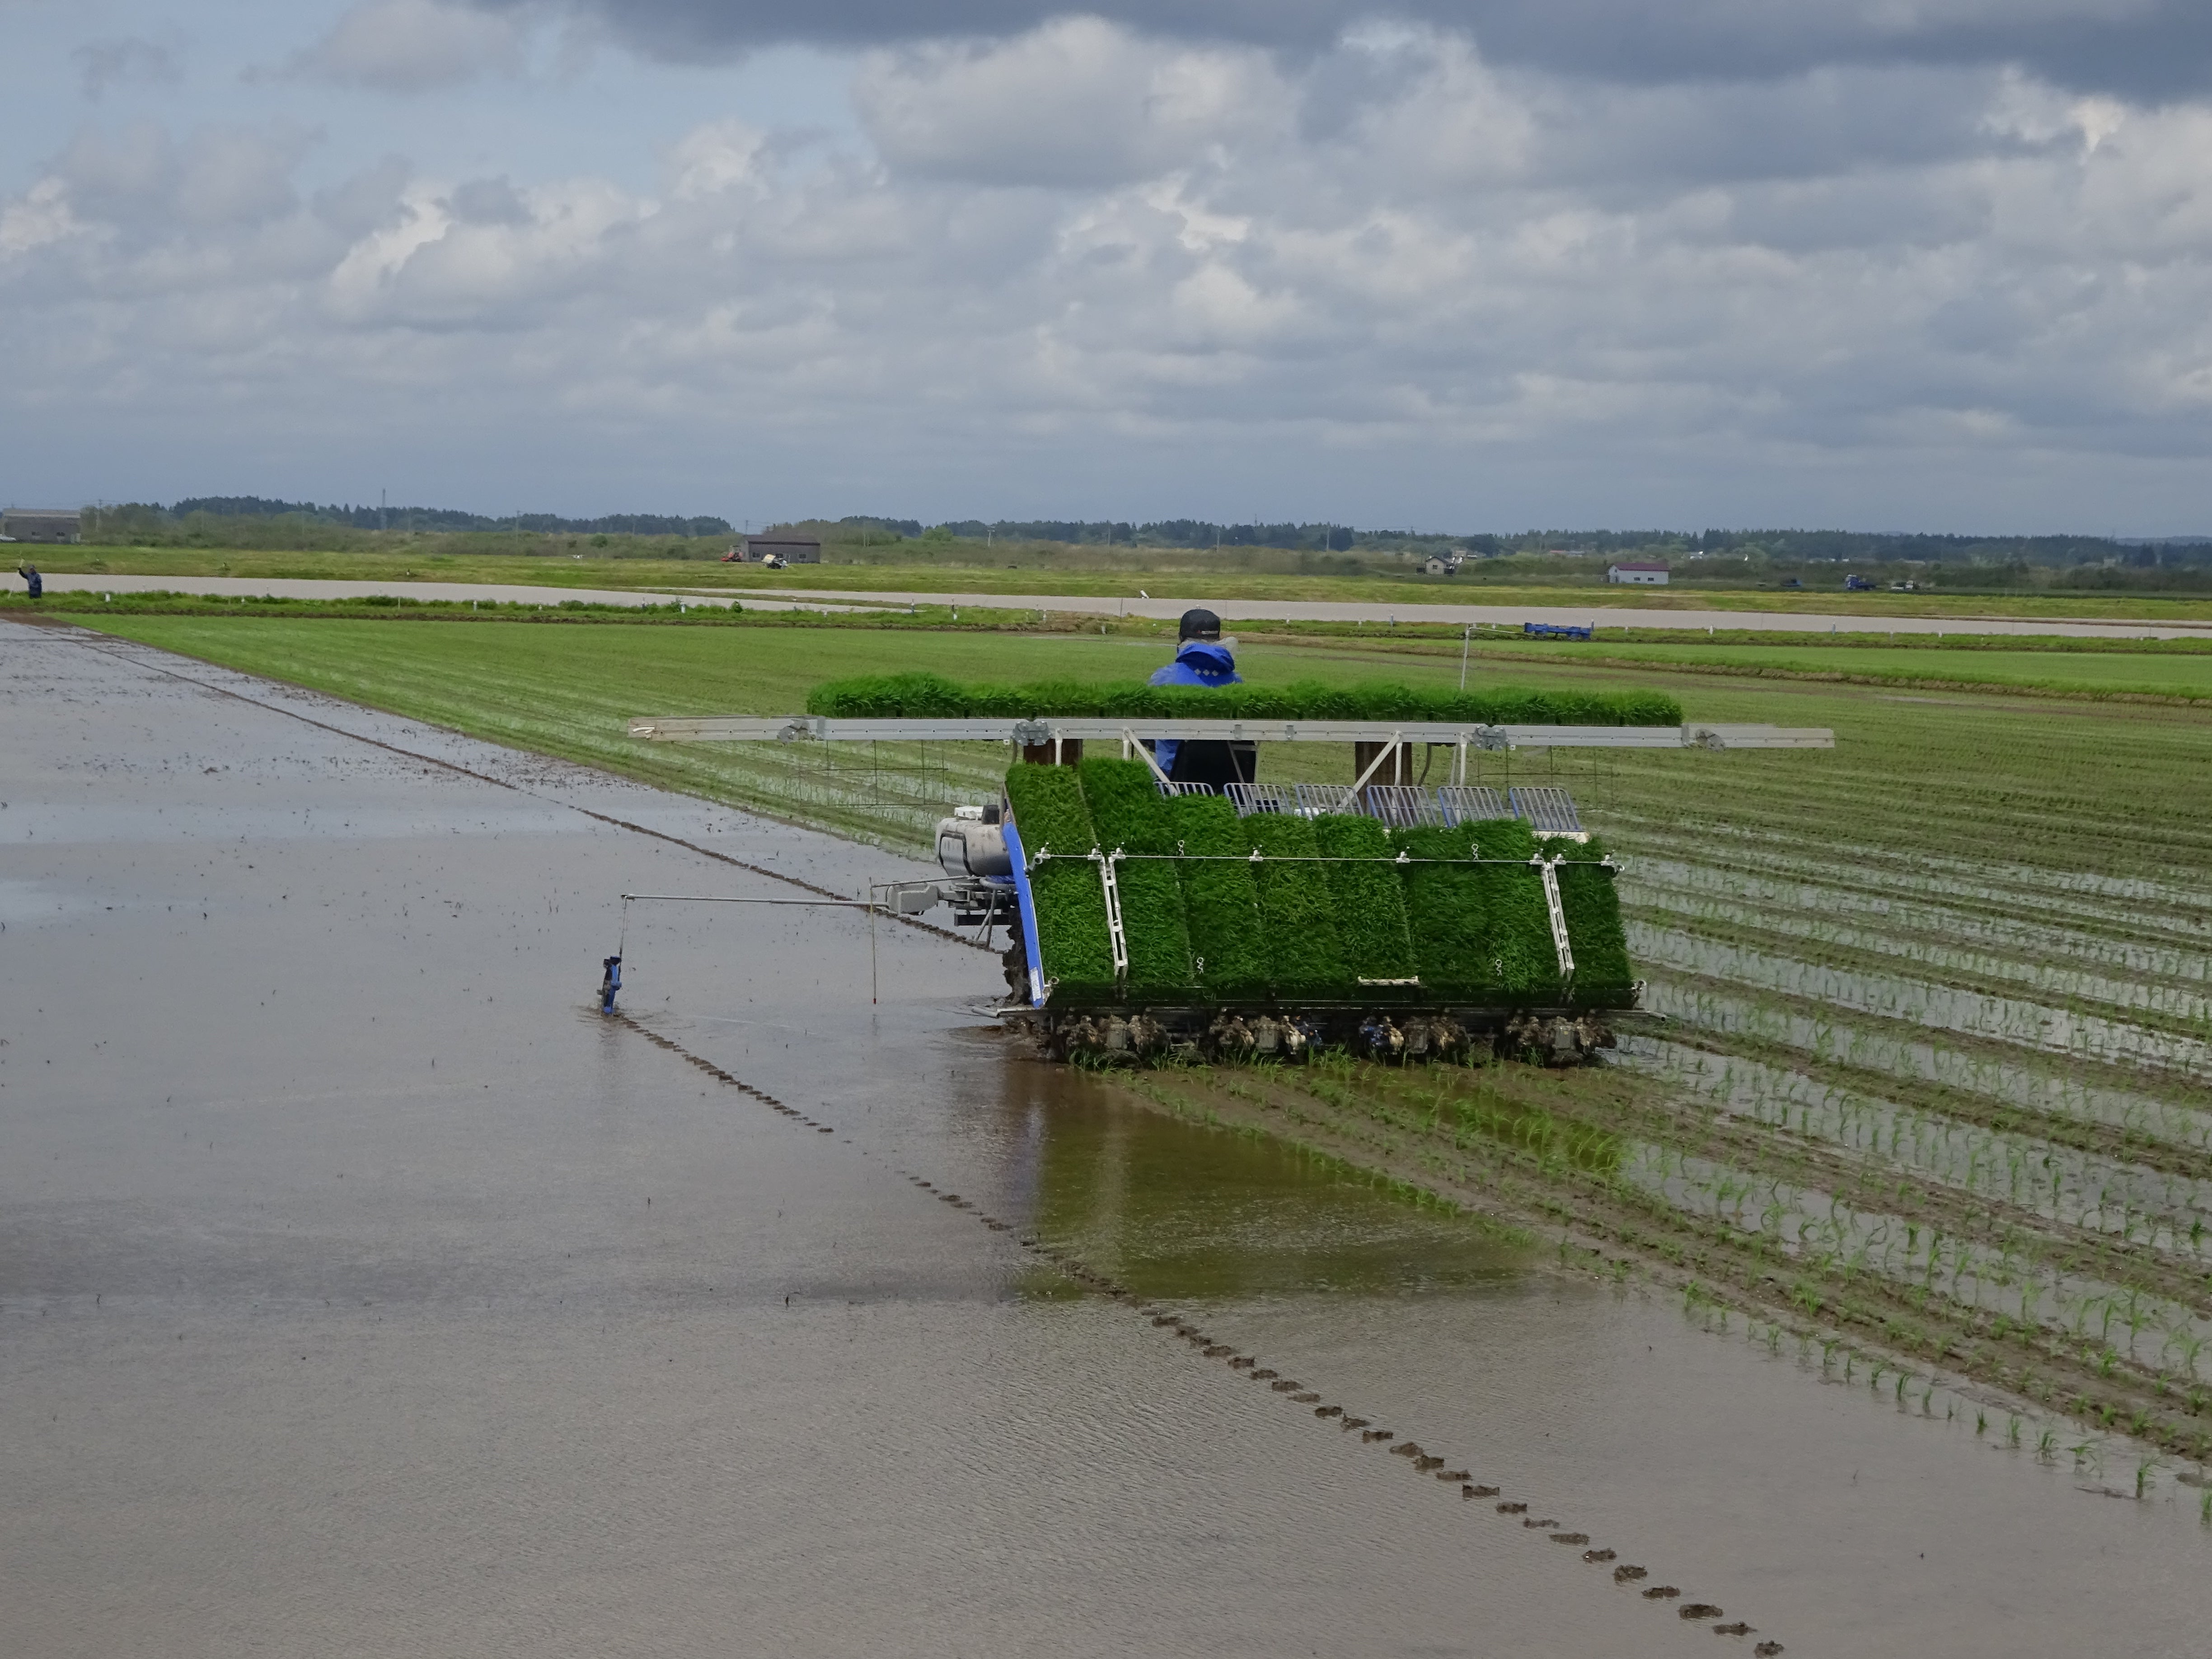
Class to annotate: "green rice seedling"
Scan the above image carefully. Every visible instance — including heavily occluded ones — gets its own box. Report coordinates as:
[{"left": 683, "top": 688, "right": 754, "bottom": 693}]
[
  {"left": 1240, "top": 811, "right": 1352, "bottom": 998},
  {"left": 1552, "top": 834, "right": 1635, "bottom": 998},
  {"left": 2037, "top": 1428, "right": 2057, "bottom": 1461},
  {"left": 1310, "top": 814, "right": 1418, "bottom": 984},
  {"left": 806, "top": 672, "right": 1686, "bottom": 726},
  {"left": 1395, "top": 819, "right": 1558, "bottom": 999},
  {"left": 1005, "top": 764, "right": 1115, "bottom": 997},
  {"left": 1976, "top": 1410, "right": 1987, "bottom": 1435},
  {"left": 1073, "top": 758, "right": 1194, "bottom": 992},
  {"left": 1392, "top": 821, "right": 1492, "bottom": 998},
  {"left": 2008, "top": 1415, "right": 2022, "bottom": 1448},
  {"left": 2136, "top": 1458, "right": 2155, "bottom": 1499},
  {"left": 1167, "top": 793, "right": 1270, "bottom": 999}
]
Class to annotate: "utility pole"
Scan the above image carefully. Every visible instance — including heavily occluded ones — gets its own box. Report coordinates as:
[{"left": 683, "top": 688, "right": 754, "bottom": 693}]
[{"left": 1460, "top": 623, "right": 1472, "bottom": 690}]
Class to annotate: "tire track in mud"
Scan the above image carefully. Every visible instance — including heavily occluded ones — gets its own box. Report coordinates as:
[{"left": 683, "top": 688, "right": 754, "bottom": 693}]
[
  {"left": 56, "top": 625, "right": 991, "bottom": 952},
  {"left": 611, "top": 1009, "right": 1783, "bottom": 1654}
]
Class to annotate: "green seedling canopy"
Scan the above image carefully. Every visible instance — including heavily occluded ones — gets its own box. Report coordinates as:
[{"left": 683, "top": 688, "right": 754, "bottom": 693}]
[
  {"left": 1008, "top": 757, "right": 1633, "bottom": 1011},
  {"left": 811, "top": 671, "right": 1682, "bottom": 727}
]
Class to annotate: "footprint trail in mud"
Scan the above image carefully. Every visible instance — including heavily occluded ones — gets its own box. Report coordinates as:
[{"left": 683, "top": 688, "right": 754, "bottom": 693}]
[{"left": 614, "top": 1010, "right": 1781, "bottom": 1651}]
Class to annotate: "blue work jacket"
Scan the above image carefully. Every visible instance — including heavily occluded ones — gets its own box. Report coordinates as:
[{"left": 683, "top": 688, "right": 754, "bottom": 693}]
[{"left": 1148, "top": 640, "right": 1241, "bottom": 773}]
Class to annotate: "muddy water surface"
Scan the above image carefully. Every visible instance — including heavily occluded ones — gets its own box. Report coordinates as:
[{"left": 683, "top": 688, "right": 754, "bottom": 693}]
[{"left": 3, "top": 622, "right": 2206, "bottom": 1657}]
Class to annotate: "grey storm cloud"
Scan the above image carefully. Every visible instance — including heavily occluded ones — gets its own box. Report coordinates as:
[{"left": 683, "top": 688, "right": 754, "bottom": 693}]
[{"left": 499, "top": 0, "right": 2212, "bottom": 98}]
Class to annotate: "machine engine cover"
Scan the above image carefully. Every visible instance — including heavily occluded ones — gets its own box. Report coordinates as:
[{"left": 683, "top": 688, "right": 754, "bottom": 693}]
[{"left": 936, "top": 817, "right": 1012, "bottom": 879}]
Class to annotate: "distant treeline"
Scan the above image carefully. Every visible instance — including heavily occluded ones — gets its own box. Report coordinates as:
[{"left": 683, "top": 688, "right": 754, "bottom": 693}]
[
  {"left": 162, "top": 497, "right": 733, "bottom": 537},
  {"left": 825, "top": 516, "right": 2212, "bottom": 567},
  {"left": 1696, "top": 529, "right": 2212, "bottom": 568},
  {"left": 69, "top": 498, "right": 2212, "bottom": 580}
]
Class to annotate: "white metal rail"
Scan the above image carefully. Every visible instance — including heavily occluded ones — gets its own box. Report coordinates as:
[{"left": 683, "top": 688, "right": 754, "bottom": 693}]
[
  {"left": 627, "top": 715, "right": 1833, "bottom": 750},
  {"left": 1537, "top": 860, "right": 1575, "bottom": 979},
  {"left": 1092, "top": 849, "right": 1129, "bottom": 986}
]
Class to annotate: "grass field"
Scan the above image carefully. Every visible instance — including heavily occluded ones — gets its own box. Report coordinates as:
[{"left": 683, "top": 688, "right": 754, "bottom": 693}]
[
  {"left": 68, "top": 610, "right": 2212, "bottom": 1475},
  {"left": 1438, "top": 640, "right": 2212, "bottom": 700},
  {"left": 42, "top": 542, "right": 2212, "bottom": 622}
]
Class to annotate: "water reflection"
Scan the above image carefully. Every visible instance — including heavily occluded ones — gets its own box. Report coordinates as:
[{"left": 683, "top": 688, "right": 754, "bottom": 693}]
[{"left": 987, "top": 1054, "right": 1527, "bottom": 1302}]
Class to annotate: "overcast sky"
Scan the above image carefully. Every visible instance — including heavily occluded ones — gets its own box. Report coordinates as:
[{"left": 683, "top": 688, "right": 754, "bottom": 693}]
[{"left": 4, "top": 0, "right": 2210, "bottom": 532}]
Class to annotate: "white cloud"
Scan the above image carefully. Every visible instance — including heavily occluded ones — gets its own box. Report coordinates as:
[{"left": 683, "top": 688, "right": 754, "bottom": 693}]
[
  {"left": 854, "top": 18, "right": 1286, "bottom": 187},
  {"left": 5, "top": 20, "right": 2212, "bottom": 527},
  {"left": 0, "top": 180, "right": 83, "bottom": 260}
]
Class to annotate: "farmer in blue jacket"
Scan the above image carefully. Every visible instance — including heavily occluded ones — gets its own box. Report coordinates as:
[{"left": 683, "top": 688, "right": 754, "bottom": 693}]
[{"left": 1150, "top": 609, "right": 1255, "bottom": 788}]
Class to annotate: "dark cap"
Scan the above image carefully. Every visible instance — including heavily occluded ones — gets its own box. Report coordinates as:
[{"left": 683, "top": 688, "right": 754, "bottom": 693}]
[{"left": 1177, "top": 608, "right": 1223, "bottom": 640}]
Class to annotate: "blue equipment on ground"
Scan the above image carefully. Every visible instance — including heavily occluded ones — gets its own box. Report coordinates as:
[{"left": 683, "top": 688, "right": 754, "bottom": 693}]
[
  {"left": 1523, "top": 622, "right": 1592, "bottom": 639},
  {"left": 600, "top": 954, "right": 622, "bottom": 1014}
]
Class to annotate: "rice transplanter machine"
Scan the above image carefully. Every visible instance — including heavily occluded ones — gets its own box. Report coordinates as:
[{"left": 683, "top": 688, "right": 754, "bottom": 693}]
[{"left": 628, "top": 702, "right": 1831, "bottom": 1065}]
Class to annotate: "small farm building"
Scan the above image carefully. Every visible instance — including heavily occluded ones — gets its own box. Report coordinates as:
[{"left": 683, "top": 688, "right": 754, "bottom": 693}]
[
  {"left": 744, "top": 534, "right": 821, "bottom": 563},
  {"left": 2, "top": 509, "right": 81, "bottom": 544},
  {"left": 1607, "top": 561, "right": 1669, "bottom": 586}
]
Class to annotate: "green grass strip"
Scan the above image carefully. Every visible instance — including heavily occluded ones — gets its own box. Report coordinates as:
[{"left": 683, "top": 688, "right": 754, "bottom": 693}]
[
  {"left": 1311, "top": 814, "right": 1418, "bottom": 984},
  {"left": 1004, "top": 765, "right": 1115, "bottom": 997},
  {"left": 809, "top": 671, "right": 1682, "bottom": 726},
  {"left": 1239, "top": 813, "right": 1351, "bottom": 998},
  {"left": 1167, "top": 794, "right": 1271, "bottom": 998},
  {"left": 1075, "top": 758, "right": 1194, "bottom": 991}
]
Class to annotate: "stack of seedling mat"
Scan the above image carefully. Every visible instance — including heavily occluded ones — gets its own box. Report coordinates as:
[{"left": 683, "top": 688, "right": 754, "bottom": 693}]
[
  {"left": 1001, "top": 759, "right": 1635, "bottom": 1061},
  {"left": 811, "top": 671, "right": 1682, "bottom": 727}
]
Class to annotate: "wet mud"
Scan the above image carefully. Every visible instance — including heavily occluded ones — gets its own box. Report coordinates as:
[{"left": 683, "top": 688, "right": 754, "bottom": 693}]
[{"left": 5, "top": 620, "right": 2211, "bottom": 1657}]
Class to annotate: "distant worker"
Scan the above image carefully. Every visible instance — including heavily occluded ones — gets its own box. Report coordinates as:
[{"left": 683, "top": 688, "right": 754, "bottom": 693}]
[
  {"left": 1149, "top": 608, "right": 1255, "bottom": 789},
  {"left": 17, "top": 563, "right": 40, "bottom": 599},
  {"left": 599, "top": 954, "right": 623, "bottom": 1015}
]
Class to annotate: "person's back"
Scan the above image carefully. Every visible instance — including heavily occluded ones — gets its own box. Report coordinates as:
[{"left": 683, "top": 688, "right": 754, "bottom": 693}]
[{"left": 1149, "top": 609, "right": 1252, "bottom": 787}]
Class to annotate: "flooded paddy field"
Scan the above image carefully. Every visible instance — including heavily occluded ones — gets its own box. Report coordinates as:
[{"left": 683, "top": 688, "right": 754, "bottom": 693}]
[{"left": 7, "top": 620, "right": 2212, "bottom": 1655}]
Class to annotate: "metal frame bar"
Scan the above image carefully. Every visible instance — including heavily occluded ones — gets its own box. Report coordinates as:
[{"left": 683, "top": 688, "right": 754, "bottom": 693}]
[
  {"left": 1537, "top": 859, "right": 1575, "bottom": 979},
  {"left": 1093, "top": 850, "right": 1129, "bottom": 986},
  {"left": 1350, "top": 731, "right": 1406, "bottom": 790},
  {"left": 628, "top": 716, "right": 1833, "bottom": 750},
  {"left": 1125, "top": 727, "right": 1173, "bottom": 785}
]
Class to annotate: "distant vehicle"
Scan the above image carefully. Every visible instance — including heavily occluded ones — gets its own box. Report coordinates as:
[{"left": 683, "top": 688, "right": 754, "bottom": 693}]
[
  {"left": 1524, "top": 622, "right": 1593, "bottom": 640},
  {"left": 1780, "top": 578, "right": 1803, "bottom": 590},
  {"left": 761, "top": 553, "right": 787, "bottom": 569},
  {"left": 1889, "top": 581, "right": 1919, "bottom": 591},
  {"left": 1843, "top": 574, "right": 1877, "bottom": 591},
  {"left": 719, "top": 547, "right": 742, "bottom": 562}
]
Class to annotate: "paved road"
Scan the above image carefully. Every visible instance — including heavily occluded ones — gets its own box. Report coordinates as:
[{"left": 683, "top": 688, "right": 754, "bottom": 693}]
[
  {"left": 737, "top": 587, "right": 2212, "bottom": 639},
  {"left": 23, "top": 571, "right": 887, "bottom": 614}
]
